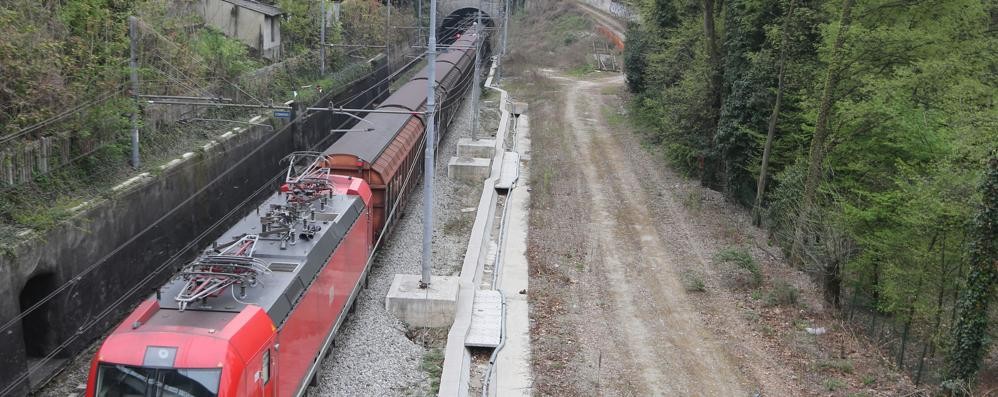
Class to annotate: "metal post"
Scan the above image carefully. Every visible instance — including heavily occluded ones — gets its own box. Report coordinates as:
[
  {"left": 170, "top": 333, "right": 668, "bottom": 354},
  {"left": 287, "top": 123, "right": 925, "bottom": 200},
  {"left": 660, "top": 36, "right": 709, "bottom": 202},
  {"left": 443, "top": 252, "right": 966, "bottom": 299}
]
[
  {"left": 471, "top": 3, "right": 482, "bottom": 140},
  {"left": 320, "top": 0, "right": 327, "bottom": 75},
  {"left": 386, "top": 0, "right": 392, "bottom": 71},
  {"left": 505, "top": 0, "right": 510, "bottom": 56},
  {"left": 128, "top": 16, "right": 141, "bottom": 169},
  {"left": 498, "top": 0, "right": 509, "bottom": 80},
  {"left": 420, "top": 0, "right": 437, "bottom": 288}
]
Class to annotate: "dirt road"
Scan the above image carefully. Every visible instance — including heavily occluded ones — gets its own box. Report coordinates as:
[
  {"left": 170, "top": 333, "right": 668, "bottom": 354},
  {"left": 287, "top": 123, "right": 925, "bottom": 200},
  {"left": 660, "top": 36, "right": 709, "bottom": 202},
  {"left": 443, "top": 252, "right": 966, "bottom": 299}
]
[{"left": 527, "top": 72, "right": 760, "bottom": 395}]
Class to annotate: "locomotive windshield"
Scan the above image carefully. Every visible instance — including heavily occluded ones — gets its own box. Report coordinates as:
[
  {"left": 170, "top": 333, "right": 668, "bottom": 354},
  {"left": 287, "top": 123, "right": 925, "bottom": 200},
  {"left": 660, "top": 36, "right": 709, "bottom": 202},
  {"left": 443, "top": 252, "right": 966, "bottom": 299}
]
[{"left": 95, "top": 364, "right": 220, "bottom": 397}]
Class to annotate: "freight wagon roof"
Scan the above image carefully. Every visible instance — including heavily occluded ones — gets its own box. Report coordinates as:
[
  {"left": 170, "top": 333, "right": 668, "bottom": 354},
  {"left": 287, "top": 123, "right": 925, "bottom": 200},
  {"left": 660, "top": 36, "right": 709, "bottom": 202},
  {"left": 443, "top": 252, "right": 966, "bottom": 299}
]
[
  {"left": 321, "top": 112, "right": 414, "bottom": 163},
  {"left": 381, "top": 80, "right": 440, "bottom": 111},
  {"left": 156, "top": 191, "right": 364, "bottom": 326}
]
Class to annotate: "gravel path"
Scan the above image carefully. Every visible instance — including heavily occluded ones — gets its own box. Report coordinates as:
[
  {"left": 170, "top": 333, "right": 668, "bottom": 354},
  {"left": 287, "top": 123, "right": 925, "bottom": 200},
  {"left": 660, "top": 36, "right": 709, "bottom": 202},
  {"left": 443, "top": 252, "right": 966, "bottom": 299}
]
[{"left": 315, "top": 89, "right": 486, "bottom": 396}]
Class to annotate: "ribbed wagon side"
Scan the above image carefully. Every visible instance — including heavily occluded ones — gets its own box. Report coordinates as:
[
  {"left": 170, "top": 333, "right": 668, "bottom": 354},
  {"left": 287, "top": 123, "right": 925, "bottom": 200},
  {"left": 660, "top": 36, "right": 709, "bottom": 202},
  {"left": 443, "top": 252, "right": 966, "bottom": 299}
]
[
  {"left": 321, "top": 112, "right": 424, "bottom": 240},
  {"left": 320, "top": 29, "right": 484, "bottom": 241}
]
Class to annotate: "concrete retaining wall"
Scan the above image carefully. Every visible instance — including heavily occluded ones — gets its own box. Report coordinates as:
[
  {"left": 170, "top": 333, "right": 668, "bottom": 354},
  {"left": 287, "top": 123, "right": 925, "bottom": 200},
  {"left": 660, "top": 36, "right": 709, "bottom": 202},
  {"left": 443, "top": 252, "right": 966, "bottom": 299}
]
[
  {"left": 0, "top": 58, "right": 390, "bottom": 396},
  {"left": 582, "top": 0, "right": 638, "bottom": 21}
]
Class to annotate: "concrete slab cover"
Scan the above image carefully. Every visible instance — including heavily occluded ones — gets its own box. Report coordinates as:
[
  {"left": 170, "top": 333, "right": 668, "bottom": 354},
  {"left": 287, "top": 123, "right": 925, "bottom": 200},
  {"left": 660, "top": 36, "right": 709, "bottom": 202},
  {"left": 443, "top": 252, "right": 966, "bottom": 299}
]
[
  {"left": 495, "top": 152, "right": 520, "bottom": 190},
  {"left": 385, "top": 274, "right": 460, "bottom": 328},
  {"left": 494, "top": 185, "right": 533, "bottom": 396},
  {"left": 465, "top": 290, "right": 502, "bottom": 348},
  {"left": 506, "top": 101, "right": 528, "bottom": 116}
]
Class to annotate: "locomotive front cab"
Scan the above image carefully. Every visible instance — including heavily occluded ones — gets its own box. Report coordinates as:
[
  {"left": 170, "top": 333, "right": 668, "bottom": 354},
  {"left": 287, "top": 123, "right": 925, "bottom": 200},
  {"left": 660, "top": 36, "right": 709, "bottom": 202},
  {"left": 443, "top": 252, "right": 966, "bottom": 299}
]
[
  {"left": 87, "top": 300, "right": 277, "bottom": 397},
  {"left": 93, "top": 361, "right": 222, "bottom": 397}
]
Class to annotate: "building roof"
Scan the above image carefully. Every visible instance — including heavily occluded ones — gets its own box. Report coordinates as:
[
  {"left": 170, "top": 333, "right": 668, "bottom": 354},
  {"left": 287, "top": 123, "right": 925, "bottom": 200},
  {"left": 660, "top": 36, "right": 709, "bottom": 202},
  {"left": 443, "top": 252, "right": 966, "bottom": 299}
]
[{"left": 220, "top": 0, "right": 285, "bottom": 16}]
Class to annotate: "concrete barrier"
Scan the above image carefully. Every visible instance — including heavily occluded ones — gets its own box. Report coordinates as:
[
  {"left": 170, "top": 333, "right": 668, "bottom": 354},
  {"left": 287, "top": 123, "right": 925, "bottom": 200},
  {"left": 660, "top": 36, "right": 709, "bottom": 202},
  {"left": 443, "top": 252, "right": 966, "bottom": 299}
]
[
  {"left": 456, "top": 138, "right": 496, "bottom": 158},
  {"left": 438, "top": 56, "right": 512, "bottom": 397},
  {"left": 448, "top": 157, "right": 492, "bottom": 183}
]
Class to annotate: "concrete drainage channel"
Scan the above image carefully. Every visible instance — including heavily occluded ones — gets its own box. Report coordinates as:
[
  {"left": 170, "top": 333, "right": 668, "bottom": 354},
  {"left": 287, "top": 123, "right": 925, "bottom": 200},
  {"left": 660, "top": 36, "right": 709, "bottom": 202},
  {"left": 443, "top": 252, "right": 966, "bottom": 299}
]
[{"left": 435, "top": 58, "right": 532, "bottom": 397}]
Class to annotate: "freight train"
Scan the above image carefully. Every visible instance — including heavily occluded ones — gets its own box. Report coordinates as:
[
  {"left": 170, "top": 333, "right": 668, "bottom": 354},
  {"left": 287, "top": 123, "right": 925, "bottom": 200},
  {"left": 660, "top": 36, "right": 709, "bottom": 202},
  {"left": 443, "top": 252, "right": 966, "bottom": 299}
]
[{"left": 85, "top": 26, "right": 485, "bottom": 397}]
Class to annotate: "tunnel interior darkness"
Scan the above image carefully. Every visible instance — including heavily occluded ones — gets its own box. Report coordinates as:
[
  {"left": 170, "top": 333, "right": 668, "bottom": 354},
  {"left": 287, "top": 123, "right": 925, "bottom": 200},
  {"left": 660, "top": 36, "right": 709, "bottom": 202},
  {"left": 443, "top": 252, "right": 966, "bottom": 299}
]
[
  {"left": 19, "top": 273, "right": 60, "bottom": 359},
  {"left": 440, "top": 8, "right": 494, "bottom": 44}
]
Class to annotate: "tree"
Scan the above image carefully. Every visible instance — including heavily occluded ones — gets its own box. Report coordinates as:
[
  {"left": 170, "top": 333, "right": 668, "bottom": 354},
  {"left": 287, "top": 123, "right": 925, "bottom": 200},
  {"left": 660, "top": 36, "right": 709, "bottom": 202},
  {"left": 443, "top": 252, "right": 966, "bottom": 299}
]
[
  {"left": 624, "top": 21, "right": 649, "bottom": 93},
  {"left": 715, "top": 0, "right": 782, "bottom": 205},
  {"left": 700, "top": 0, "right": 723, "bottom": 187},
  {"left": 789, "top": 0, "right": 854, "bottom": 269},
  {"left": 752, "top": 0, "right": 796, "bottom": 226},
  {"left": 946, "top": 151, "right": 998, "bottom": 388}
]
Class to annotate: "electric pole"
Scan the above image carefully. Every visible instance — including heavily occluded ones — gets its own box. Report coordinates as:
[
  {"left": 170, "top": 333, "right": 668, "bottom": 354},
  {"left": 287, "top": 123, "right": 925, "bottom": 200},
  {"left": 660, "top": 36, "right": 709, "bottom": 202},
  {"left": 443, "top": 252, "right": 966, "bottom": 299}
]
[
  {"left": 420, "top": 0, "right": 438, "bottom": 288},
  {"left": 471, "top": 1, "right": 482, "bottom": 140},
  {"left": 386, "top": 0, "right": 392, "bottom": 71},
  {"left": 497, "top": 0, "right": 509, "bottom": 81}
]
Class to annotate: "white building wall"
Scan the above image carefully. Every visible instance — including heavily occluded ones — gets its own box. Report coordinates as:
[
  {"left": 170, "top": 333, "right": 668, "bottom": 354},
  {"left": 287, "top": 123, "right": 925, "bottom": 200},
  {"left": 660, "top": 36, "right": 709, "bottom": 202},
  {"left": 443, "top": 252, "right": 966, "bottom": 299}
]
[{"left": 199, "top": 0, "right": 281, "bottom": 60}]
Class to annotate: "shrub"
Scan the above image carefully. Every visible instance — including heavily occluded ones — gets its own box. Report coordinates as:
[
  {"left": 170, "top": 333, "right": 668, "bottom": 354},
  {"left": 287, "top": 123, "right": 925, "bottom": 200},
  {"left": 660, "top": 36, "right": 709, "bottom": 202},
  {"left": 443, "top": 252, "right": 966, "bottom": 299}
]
[
  {"left": 823, "top": 377, "right": 846, "bottom": 391},
  {"left": 763, "top": 280, "right": 799, "bottom": 307},
  {"left": 681, "top": 270, "right": 706, "bottom": 292},
  {"left": 714, "top": 247, "right": 762, "bottom": 289},
  {"left": 818, "top": 359, "right": 854, "bottom": 374}
]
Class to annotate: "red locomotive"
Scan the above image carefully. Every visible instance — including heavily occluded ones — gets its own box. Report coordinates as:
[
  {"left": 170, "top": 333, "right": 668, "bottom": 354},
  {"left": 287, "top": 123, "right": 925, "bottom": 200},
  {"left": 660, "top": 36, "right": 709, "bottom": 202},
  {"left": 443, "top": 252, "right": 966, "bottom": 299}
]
[{"left": 86, "top": 27, "right": 483, "bottom": 397}]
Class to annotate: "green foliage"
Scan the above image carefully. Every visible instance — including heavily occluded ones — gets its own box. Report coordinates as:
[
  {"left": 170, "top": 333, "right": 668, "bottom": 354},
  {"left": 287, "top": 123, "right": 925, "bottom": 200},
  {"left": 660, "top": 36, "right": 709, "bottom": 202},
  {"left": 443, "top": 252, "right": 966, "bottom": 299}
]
[
  {"left": 681, "top": 269, "right": 707, "bottom": 292},
  {"left": 339, "top": 0, "right": 389, "bottom": 57},
  {"left": 946, "top": 152, "right": 998, "bottom": 385},
  {"left": 626, "top": 0, "right": 996, "bottom": 384},
  {"left": 715, "top": 246, "right": 762, "bottom": 284},
  {"left": 823, "top": 377, "right": 846, "bottom": 391},
  {"left": 861, "top": 374, "right": 876, "bottom": 386},
  {"left": 566, "top": 63, "right": 595, "bottom": 77},
  {"left": 624, "top": 22, "right": 650, "bottom": 92},
  {"left": 715, "top": 0, "right": 781, "bottom": 204},
  {"left": 818, "top": 359, "right": 855, "bottom": 374},
  {"left": 629, "top": 12, "right": 712, "bottom": 174},
  {"left": 552, "top": 14, "right": 592, "bottom": 40},
  {"left": 421, "top": 348, "right": 445, "bottom": 394},
  {"left": 0, "top": 0, "right": 134, "bottom": 134},
  {"left": 192, "top": 29, "right": 260, "bottom": 80}
]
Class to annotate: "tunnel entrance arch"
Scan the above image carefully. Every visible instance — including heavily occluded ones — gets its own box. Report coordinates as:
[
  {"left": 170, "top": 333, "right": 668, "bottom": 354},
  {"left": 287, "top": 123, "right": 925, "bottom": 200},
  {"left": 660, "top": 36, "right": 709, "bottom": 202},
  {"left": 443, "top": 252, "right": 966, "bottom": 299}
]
[
  {"left": 440, "top": 8, "right": 494, "bottom": 44},
  {"left": 18, "top": 272, "right": 68, "bottom": 387},
  {"left": 19, "top": 273, "right": 60, "bottom": 359}
]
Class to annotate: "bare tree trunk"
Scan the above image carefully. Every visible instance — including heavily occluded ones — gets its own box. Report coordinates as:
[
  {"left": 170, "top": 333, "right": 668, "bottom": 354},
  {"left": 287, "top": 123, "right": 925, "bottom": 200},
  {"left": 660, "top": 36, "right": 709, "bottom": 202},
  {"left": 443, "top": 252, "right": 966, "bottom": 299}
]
[
  {"left": 899, "top": 270, "right": 925, "bottom": 369},
  {"left": 752, "top": 0, "right": 796, "bottom": 226},
  {"left": 917, "top": 234, "right": 949, "bottom": 385},
  {"left": 790, "top": 0, "right": 854, "bottom": 266}
]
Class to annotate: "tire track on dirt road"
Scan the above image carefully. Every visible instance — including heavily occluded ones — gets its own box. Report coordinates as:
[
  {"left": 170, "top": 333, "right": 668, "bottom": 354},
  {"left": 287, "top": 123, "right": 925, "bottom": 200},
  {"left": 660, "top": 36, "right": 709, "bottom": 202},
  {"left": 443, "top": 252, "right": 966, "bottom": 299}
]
[{"left": 546, "top": 71, "right": 750, "bottom": 395}]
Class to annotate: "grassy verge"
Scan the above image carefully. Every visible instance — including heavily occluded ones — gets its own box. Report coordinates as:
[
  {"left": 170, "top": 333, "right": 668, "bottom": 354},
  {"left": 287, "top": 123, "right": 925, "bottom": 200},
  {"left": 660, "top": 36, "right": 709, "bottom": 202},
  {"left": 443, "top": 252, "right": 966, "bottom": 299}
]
[{"left": 421, "top": 348, "right": 444, "bottom": 395}]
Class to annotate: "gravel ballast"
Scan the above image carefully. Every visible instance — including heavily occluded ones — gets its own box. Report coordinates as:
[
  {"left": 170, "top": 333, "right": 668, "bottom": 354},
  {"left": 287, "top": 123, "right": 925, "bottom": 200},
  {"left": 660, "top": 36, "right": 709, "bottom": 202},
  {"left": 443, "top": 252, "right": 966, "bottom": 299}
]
[{"left": 315, "top": 88, "right": 488, "bottom": 396}]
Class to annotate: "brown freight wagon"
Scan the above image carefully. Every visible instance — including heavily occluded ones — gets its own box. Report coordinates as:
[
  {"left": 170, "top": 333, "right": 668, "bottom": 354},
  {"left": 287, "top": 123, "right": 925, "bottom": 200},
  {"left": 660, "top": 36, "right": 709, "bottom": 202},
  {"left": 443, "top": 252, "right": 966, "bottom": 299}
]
[{"left": 321, "top": 30, "right": 482, "bottom": 240}]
